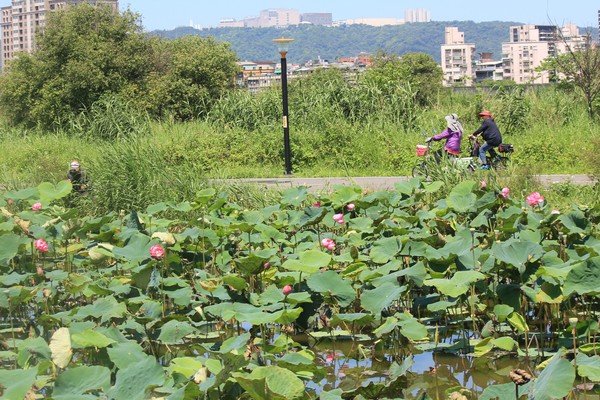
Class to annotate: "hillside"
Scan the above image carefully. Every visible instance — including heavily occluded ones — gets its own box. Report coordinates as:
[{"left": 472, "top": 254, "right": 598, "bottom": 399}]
[{"left": 152, "top": 21, "right": 524, "bottom": 63}]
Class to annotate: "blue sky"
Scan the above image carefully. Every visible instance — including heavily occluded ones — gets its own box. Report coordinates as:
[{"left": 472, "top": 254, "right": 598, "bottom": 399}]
[{"left": 119, "top": 1, "right": 598, "bottom": 31}]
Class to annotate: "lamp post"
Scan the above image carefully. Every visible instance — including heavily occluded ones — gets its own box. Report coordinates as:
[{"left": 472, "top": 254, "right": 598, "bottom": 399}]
[{"left": 273, "top": 37, "right": 294, "bottom": 175}]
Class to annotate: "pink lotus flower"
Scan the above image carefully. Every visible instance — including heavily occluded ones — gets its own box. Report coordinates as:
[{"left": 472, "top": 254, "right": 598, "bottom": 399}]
[
  {"left": 150, "top": 244, "right": 165, "bottom": 259},
  {"left": 282, "top": 285, "right": 293, "bottom": 296},
  {"left": 35, "top": 239, "right": 49, "bottom": 253},
  {"left": 31, "top": 202, "right": 42, "bottom": 211},
  {"left": 321, "top": 238, "right": 336, "bottom": 251},
  {"left": 313, "top": 202, "right": 321, "bottom": 208},
  {"left": 36, "top": 266, "right": 44, "bottom": 275},
  {"left": 499, "top": 187, "right": 510, "bottom": 199},
  {"left": 347, "top": 203, "right": 355, "bottom": 211},
  {"left": 333, "top": 213, "right": 344, "bottom": 224},
  {"left": 480, "top": 180, "right": 487, "bottom": 189},
  {"left": 264, "top": 261, "right": 271, "bottom": 270},
  {"left": 526, "top": 191, "right": 545, "bottom": 206},
  {"left": 551, "top": 209, "right": 560, "bottom": 215}
]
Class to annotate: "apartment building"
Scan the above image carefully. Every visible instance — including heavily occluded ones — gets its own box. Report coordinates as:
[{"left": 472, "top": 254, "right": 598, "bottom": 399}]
[
  {"left": 220, "top": 9, "right": 301, "bottom": 28},
  {"left": 441, "top": 27, "right": 476, "bottom": 86},
  {"left": 501, "top": 24, "right": 585, "bottom": 84},
  {"left": 404, "top": 8, "right": 430, "bottom": 23},
  {"left": 1, "top": 0, "right": 118, "bottom": 69},
  {"left": 300, "top": 13, "right": 332, "bottom": 26}
]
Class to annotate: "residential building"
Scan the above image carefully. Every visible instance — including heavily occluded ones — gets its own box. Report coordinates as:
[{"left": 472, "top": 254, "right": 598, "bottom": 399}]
[
  {"left": 1, "top": 0, "right": 118, "bottom": 69},
  {"left": 336, "top": 18, "right": 404, "bottom": 27},
  {"left": 441, "top": 27, "right": 476, "bottom": 86},
  {"left": 501, "top": 24, "right": 586, "bottom": 84},
  {"left": 404, "top": 8, "right": 430, "bottom": 23},
  {"left": 300, "top": 13, "right": 332, "bottom": 26}
]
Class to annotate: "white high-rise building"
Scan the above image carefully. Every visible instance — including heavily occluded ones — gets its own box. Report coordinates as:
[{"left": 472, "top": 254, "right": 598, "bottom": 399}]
[
  {"left": 404, "top": 8, "right": 430, "bottom": 23},
  {"left": 441, "top": 27, "right": 475, "bottom": 86}
]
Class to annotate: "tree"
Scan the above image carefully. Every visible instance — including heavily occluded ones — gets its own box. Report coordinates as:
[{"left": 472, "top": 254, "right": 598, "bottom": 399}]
[
  {"left": 0, "top": 5, "right": 240, "bottom": 130},
  {"left": 540, "top": 32, "right": 600, "bottom": 119}
]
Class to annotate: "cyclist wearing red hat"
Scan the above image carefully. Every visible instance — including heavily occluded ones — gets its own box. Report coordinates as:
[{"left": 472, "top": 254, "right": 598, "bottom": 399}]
[{"left": 470, "top": 110, "right": 502, "bottom": 169}]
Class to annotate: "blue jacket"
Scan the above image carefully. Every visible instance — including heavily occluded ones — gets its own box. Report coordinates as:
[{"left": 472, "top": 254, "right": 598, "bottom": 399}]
[{"left": 473, "top": 118, "right": 502, "bottom": 146}]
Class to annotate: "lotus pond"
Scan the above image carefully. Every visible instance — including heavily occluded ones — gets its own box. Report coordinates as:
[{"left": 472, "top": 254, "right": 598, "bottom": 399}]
[{"left": 1, "top": 179, "right": 600, "bottom": 399}]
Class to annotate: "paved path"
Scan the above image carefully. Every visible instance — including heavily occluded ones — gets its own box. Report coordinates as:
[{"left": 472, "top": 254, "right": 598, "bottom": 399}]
[{"left": 215, "top": 174, "right": 596, "bottom": 192}]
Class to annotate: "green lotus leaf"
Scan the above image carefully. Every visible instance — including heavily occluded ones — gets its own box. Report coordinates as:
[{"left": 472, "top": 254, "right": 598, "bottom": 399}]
[
  {"left": 158, "top": 320, "right": 196, "bottom": 344},
  {"left": 17, "top": 336, "right": 51, "bottom": 367},
  {"left": 53, "top": 366, "right": 110, "bottom": 397},
  {"left": 531, "top": 351, "right": 575, "bottom": 400},
  {"left": 424, "top": 271, "right": 485, "bottom": 298},
  {"left": 0, "top": 368, "right": 38, "bottom": 399},
  {"left": 559, "top": 211, "right": 591, "bottom": 234},
  {"left": 493, "top": 304, "right": 514, "bottom": 321},
  {"left": 536, "top": 282, "right": 563, "bottom": 304},
  {"left": 273, "top": 307, "right": 303, "bottom": 325},
  {"left": 492, "top": 239, "right": 544, "bottom": 274},
  {"left": 280, "top": 187, "right": 308, "bottom": 207},
  {"left": 112, "top": 232, "right": 154, "bottom": 263},
  {"left": 236, "top": 253, "right": 267, "bottom": 275},
  {"left": 107, "top": 356, "right": 165, "bottom": 400},
  {"left": 361, "top": 282, "right": 406, "bottom": 316},
  {"left": 306, "top": 270, "right": 356, "bottom": 307},
  {"left": 296, "top": 206, "right": 326, "bottom": 227},
  {"left": 71, "top": 329, "right": 116, "bottom": 349},
  {"left": 330, "top": 313, "right": 374, "bottom": 326},
  {"left": 168, "top": 357, "right": 205, "bottom": 379},
  {"left": 0, "top": 233, "right": 29, "bottom": 266},
  {"left": 233, "top": 365, "right": 305, "bottom": 400},
  {"left": 507, "top": 311, "right": 528, "bottom": 333},
  {"left": 480, "top": 382, "right": 530, "bottom": 400},
  {"left": 194, "top": 188, "right": 217, "bottom": 205},
  {"left": 399, "top": 318, "right": 428, "bottom": 341},
  {"left": 75, "top": 296, "right": 127, "bottom": 323},
  {"left": 38, "top": 180, "right": 72, "bottom": 203},
  {"left": 146, "top": 202, "right": 169, "bottom": 215},
  {"left": 282, "top": 249, "right": 331, "bottom": 274},
  {"left": 107, "top": 341, "right": 150, "bottom": 370},
  {"left": 575, "top": 353, "right": 600, "bottom": 382},
  {"left": 369, "top": 236, "right": 402, "bottom": 264},
  {"left": 446, "top": 180, "right": 477, "bottom": 213},
  {"left": 564, "top": 257, "right": 600, "bottom": 296}
]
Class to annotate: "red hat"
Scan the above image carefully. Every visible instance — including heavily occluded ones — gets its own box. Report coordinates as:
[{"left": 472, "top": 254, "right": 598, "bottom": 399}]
[{"left": 478, "top": 110, "right": 492, "bottom": 117}]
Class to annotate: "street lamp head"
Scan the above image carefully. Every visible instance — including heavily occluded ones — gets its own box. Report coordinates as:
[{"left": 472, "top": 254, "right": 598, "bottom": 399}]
[{"left": 273, "top": 37, "right": 294, "bottom": 57}]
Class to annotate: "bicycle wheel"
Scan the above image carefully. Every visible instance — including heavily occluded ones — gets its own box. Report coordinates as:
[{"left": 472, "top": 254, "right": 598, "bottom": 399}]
[
  {"left": 412, "top": 162, "right": 429, "bottom": 180},
  {"left": 492, "top": 157, "right": 510, "bottom": 170}
]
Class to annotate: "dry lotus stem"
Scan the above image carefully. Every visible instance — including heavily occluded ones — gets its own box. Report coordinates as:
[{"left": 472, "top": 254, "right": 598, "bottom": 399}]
[{"left": 509, "top": 369, "right": 532, "bottom": 385}]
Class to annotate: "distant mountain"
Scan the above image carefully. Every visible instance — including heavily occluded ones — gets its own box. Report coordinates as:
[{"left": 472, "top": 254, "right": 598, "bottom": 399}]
[{"left": 151, "top": 22, "right": 598, "bottom": 64}]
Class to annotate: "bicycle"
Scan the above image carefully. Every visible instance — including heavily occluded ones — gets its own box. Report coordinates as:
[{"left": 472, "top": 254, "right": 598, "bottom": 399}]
[
  {"left": 411, "top": 133, "right": 477, "bottom": 180},
  {"left": 468, "top": 136, "right": 514, "bottom": 170}
]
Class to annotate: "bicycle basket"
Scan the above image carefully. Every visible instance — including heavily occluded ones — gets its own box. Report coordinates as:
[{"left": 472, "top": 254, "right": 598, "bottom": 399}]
[
  {"left": 416, "top": 145, "right": 428, "bottom": 156},
  {"left": 499, "top": 143, "right": 514, "bottom": 153}
]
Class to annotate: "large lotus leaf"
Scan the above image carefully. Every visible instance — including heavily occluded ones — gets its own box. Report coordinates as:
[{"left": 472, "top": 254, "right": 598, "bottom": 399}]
[
  {"left": 53, "top": 366, "right": 110, "bottom": 397},
  {"left": 330, "top": 313, "right": 374, "bottom": 326},
  {"left": 399, "top": 318, "right": 428, "bottom": 341},
  {"left": 492, "top": 239, "right": 544, "bottom": 274},
  {"left": 480, "top": 382, "right": 530, "bottom": 400},
  {"left": 536, "top": 282, "right": 563, "bottom": 304},
  {"left": 75, "top": 296, "right": 127, "bottom": 323},
  {"left": 71, "top": 329, "right": 116, "bottom": 349},
  {"left": 272, "top": 307, "right": 303, "bottom": 325},
  {"left": 306, "top": 271, "right": 356, "bottom": 307},
  {"left": 329, "top": 185, "right": 361, "bottom": 205},
  {"left": 575, "top": 354, "right": 600, "bottom": 382},
  {"left": 194, "top": 188, "right": 217, "bottom": 205},
  {"left": 0, "top": 368, "right": 37, "bottom": 399},
  {"left": 559, "top": 211, "right": 591, "bottom": 235},
  {"left": 233, "top": 365, "right": 305, "bottom": 400},
  {"left": 507, "top": 311, "right": 528, "bottom": 333},
  {"left": 107, "top": 341, "right": 150, "bottom": 370},
  {"left": 446, "top": 180, "right": 477, "bottom": 213},
  {"left": 493, "top": 304, "right": 514, "bottom": 322},
  {"left": 17, "top": 337, "right": 51, "bottom": 367},
  {"left": 348, "top": 216, "right": 375, "bottom": 233},
  {"left": 282, "top": 249, "right": 331, "bottom": 274},
  {"left": 38, "top": 180, "right": 72, "bottom": 203},
  {"left": 107, "top": 356, "right": 165, "bottom": 400},
  {"left": 0, "top": 233, "right": 29, "bottom": 266},
  {"left": 236, "top": 253, "right": 267, "bottom": 275},
  {"left": 0, "top": 271, "right": 28, "bottom": 286},
  {"left": 3, "top": 186, "right": 39, "bottom": 200},
  {"left": 424, "top": 271, "right": 485, "bottom": 298},
  {"left": 50, "top": 327, "right": 73, "bottom": 368},
  {"left": 296, "top": 206, "right": 326, "bottom": 228},
  {"left": 158, "top": 320, "right": 196, "bottom": 344},
  {"left": 531, "top": 351, "right": 575, "bottom": 400},
  {"left": 369, "top": 236, "right": 402, "bottom": 264},
  {"left": 496, "top": 284, "right": 521, "bottom": 310},
  {"left": 112, "top": 232, "right": 154, "bottom": 263},
  {"left": 564, "top": 257, "right": 600, "bottom": 296},
  {"left": 361, "top": 282, "right": 406, "bottom": 315},
  {"left": 280, "top": 187, "right": 308, "bottom": 207},
  {"left": 257, "top": 224, "right": 286, "bottom": 242},
  {"left": 168, "top": 357, "right": 205, "bottom": 379}
]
